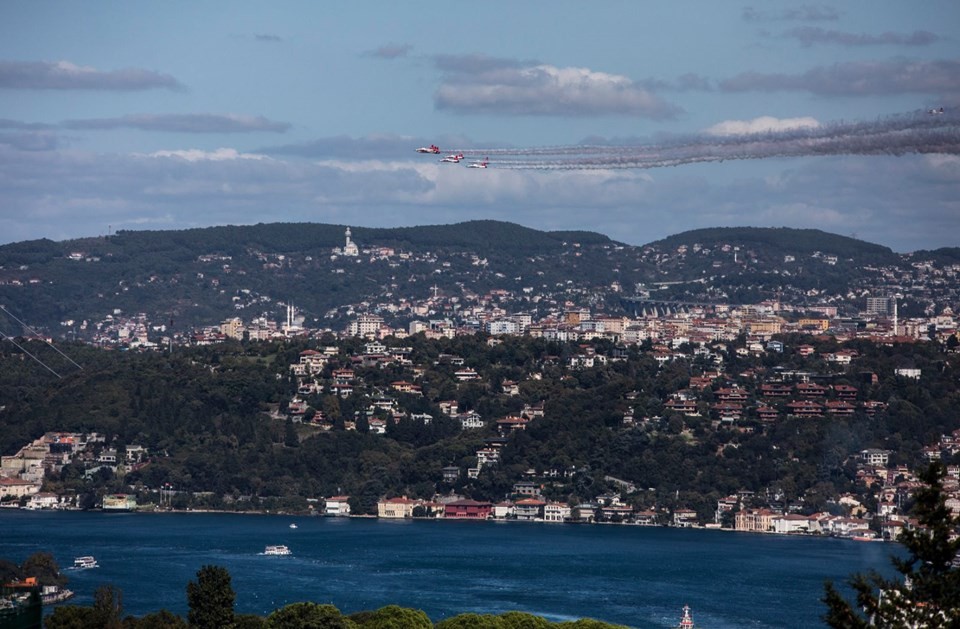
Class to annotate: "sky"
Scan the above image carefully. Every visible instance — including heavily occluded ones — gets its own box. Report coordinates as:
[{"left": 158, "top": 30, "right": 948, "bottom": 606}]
[{"left": 1, "top": 1, "right": 958, "bottom": 252}]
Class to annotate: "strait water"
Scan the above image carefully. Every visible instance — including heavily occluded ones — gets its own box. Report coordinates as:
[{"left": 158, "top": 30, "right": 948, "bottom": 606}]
[{"left": 0, "top": 510, "right": 897, "bottom": 628}]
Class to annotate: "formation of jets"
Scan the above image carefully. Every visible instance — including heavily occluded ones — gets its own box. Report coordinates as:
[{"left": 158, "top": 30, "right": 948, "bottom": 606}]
[{"left": 416, "top": 145, "right": 488, "bottom": 168}]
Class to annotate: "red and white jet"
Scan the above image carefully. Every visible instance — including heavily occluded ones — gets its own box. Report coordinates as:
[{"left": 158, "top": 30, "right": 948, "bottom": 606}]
[
  {"left": 439, "top": 153, "right": 463, "bottom": 163},
  {"left": 416, "top": 144, "right": 441, "bottom": 154},
  {"left": 466, "top": 158, "right": 489, "bottom": 169}
]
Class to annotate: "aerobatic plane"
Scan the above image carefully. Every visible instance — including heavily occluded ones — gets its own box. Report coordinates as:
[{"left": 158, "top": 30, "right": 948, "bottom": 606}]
[
  {"left": 439, "top": 153, "right": 463, "bottom": 163},
  {"left": 466, "top": 158, "right": 489, "bottom": 168},
  {"left": 416, "top": 144, "right": 441, "bottom": 153}
]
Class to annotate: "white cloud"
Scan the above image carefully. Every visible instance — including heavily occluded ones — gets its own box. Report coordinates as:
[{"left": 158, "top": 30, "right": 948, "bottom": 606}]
[
  {"left": 141, "top": 148, "right": 271, "bottom": 162},
  {"left": 434, "top": 58, "right": 681, "bottom": 118},
  {"left": 705, "top": 116, "right": 821, "bottom": 136}
]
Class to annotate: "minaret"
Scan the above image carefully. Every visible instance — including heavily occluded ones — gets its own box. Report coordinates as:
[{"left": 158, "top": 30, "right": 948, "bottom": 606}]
[{"left": 345, "top": 227, "right": 352, "bottom": 248}]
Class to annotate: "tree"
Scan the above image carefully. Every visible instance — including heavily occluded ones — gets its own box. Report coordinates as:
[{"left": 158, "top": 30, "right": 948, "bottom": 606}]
[
  {"left": 823, "top": 462, "right": 960, "bottom": 627},
  {"left": 186, "top": 565, "right": 236, "bottom": 629},
  {"left": 128, "top": 609, "right": 189, "bottom": 628},
  {"left": 45, "top": 605, "right": 100, "bottom": 629},
  {"left": 267, "top": 602, "right": 356, "bottom": 628},
  {"left": 20, "top": 550, "right": 67, "bottom": 587},
  {"left": 351, "top": 605, "right": 432, "bottom": 629},
  {"left": 434, "top": 613, "right": 504, "bottom": 629},
  {"left": 93, "top": 585, "right": 124, "bottom": 629}
]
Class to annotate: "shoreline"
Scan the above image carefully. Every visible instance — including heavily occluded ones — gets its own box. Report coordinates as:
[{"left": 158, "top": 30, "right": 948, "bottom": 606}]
[{"left": 0, "top": 506, "right": 896, "bottom": 544}]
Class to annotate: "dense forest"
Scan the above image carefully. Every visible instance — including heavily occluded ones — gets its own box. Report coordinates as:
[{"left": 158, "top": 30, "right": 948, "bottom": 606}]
[{"left": 2, "top": 331, "right": 958, "bottom": 521}]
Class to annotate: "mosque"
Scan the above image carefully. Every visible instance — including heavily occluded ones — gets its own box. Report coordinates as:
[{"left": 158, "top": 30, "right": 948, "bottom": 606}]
[{"left": 337, "top": 227, "right": 359, "bottom": 257}]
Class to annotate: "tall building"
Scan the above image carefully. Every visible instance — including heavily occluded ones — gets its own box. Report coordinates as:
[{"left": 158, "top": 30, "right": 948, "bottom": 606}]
[{"left": 865, "top": 296, "right": 894, "bottom": 317}]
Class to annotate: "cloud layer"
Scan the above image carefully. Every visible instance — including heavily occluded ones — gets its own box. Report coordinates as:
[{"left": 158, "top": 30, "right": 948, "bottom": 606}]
[
  {"left": 433, "top": 55, "right": 680, "bottom": 118},
  {"left": 0, "top": 60, "right": 183, "bottom": 91},
  {"left": 783, "top": 27, "right": 939, "bottom": 47},
  {"left": 62, "top": 113, "right": 290, "bottom": 133},
  {"left": 720, "top": 59, "right": 960, "bottom": 96}
]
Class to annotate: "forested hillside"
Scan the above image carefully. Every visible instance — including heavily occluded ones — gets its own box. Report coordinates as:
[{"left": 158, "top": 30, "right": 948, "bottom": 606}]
[
  {"left": 2, "top": 332, "right": 957, "bottom": 520},
  {"left": 0, "top": 221, "right": 946, "bottom": 335}
]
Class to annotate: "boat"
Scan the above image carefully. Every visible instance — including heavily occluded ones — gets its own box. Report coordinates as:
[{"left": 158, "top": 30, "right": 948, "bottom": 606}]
[
  {"left": 263, "top": 545, "right": 291, "bottom": 556},
  {"left": 73, "top": 556, "right": 98, "bottom": 569},
  {"left": 289, "top": 523, "right": 298, "bottom": 529},
  {"left": 677, "top": 605, "right": 695, "bottom": 628}
]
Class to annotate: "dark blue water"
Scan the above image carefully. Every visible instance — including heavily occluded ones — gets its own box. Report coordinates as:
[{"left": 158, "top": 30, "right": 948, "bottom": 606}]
[{"left": 0, "top": 511, "right": 897, "bottom": 628}]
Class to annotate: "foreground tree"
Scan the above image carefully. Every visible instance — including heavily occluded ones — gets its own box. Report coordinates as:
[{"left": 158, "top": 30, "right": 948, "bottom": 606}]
[
  {"left": 267, "top": 602, "right": 356, "bottom": 628},
  {"left": 186, "top": 565, "right": 236, "bottom": 629},
  {"left": 823, "top": 462, "right": 960, "bottom": 627},
  {"left": 349, "top": 604, "right": 432, "bottom": 629}
]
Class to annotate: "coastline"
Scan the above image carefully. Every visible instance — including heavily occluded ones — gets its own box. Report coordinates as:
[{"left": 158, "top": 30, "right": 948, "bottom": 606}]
[{"left": 0, "top": 506, "right": 897, "bottom": 545}]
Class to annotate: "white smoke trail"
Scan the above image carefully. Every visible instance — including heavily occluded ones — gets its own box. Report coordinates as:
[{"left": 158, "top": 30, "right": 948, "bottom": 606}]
[{"left": 452, "top": 109, "right": 960, "bottom": 170}]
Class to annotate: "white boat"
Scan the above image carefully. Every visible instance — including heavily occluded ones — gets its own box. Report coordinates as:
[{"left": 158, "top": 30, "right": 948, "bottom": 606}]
[
  {"left": 289, "top": 523, "right": 298, "bottom": 529},
  {"left": 73, "top": 556, "right": 98, "bottom": 569},
  {"left": 263, "top": 545, "right": 291, "bottom": 556},
  {"left": 676, "top": 605, "right": 695, "bottom": 629}
]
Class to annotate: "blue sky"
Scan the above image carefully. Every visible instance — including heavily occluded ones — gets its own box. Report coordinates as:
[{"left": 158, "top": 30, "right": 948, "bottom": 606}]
[{"left": 1, "top": 1, "right": 958, "bottom": 251}]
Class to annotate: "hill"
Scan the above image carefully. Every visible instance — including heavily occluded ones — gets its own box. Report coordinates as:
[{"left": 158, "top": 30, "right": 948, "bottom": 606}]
[{"left": 0, "top": 221, "right": 925, "bottom": 336}]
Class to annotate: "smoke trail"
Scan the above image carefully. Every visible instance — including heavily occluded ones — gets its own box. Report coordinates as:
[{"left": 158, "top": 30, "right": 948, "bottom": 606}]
[{"left": 453, "top": 109, "right": 960, "bottom": 170}]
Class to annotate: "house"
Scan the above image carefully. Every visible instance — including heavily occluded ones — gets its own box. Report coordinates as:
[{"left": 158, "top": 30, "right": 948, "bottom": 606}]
[
  {"left": 664, "top": 399, "right": 699, "bottom": 416},
  {"left": 735, "top": 508, "right": 776, "bottom": 533},
  {"left": 755, "top": 405, "right": 779, "bottom": 422},
  {"left": 454, "top": 368, "right": 480, "bottom": 382},
  {"left": 786, "top": 400, "right": 823, "bottom": 417},
  {"left": 573, "top": 503, "right": 598, "bottom": 523},
  {"left": 476, "top": 448, "right": 500, "bottom": 466},
  {"left": 512, "top": 481, "right": 542, "bottom": 497},
  {"left": 497, "top": 415, "right": 529, "bottom": 434},
  {"left": 0, "top": 478, "right": 41, "bottom": 499},
  {"left": 492, "top": 501, "right": 514, "bottom": 519},
  {"left": 377, "top": 496, "right": 420, "bottom": 519},
  {"left": 861, "top": 449, "right": 891, "bottom": 467},
  {"left": 458, "top": 411, "right": 485, "bottom": 430},
  {"left": 760, "top": 384, "right": 792, "bottom": 398},
  {"left": 795, "top": 382, "right": 827, "bottom": 397},
  {"left": 501, "top": 380, "right": 520, "bottom": 396},
  {"left": 543, "top": 502, "right": 571, "bottom": 523},
  {"left": 441, "top": 466, "right": 460, "bottom": 483},
  {"left": 324, "top": 496, "right": 351, "bottom": 516},
  {"left": 824, "top": 400, "right": 856, "bottom": 416},
  {"left": 772, "top": 514, "right": 816, "bottom": 534},
  {"left": 444, "top": 499, "right": 492, "bottom": 519},
  {"left": 832, "top": 384, "right": 858, "bottom": 399},
  {"left": 514, "top": 498, "right": 546, "bottom": 520},
  {"left": 634, "top": 511, "right": 659, "bottom": 526},
  {"left": 673, "top": 509, "right": 698, "bottom": 528},
  {"left": 25, "top": 492, "right": 60, "bottom": 510}
]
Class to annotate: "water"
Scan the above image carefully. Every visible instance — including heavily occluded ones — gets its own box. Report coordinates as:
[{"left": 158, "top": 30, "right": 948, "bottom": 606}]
[{"left": 0, "top": 510, "right": 897, "bottom": 628}]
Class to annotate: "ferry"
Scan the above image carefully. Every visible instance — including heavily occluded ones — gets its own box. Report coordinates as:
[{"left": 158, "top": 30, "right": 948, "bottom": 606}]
[
  {"left": 263, "top": 545, "right": 291, "bottom": 556},
  {"left": 73, "top": 556, "right": 98, "bottom": 569},
  {"left": 677, "top": 605, "right": 695, "bottom": 628}
]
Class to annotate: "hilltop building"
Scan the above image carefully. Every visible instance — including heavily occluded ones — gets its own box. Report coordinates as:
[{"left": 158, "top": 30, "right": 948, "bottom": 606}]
[{"left": 342, "top": 227, "right": 359, "bottom": 257}]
